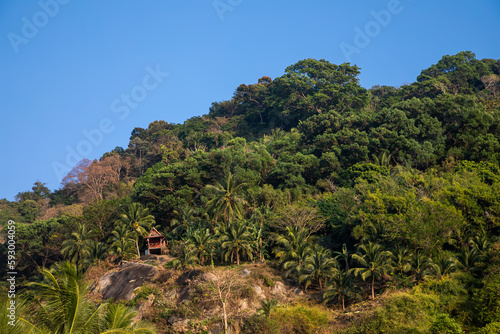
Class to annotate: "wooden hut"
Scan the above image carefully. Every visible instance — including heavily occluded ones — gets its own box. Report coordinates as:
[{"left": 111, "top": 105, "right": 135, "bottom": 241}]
[{"left": 144, "top": 227, "right": 167, "bottom": 255}]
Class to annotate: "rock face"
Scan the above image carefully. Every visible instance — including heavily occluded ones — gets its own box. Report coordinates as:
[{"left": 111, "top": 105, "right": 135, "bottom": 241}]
[{"left": 93, "top": 263, "right": 158, "bottom": 300}]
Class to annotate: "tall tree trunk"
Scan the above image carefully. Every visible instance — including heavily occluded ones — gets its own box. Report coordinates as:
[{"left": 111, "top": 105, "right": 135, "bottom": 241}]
[
  {"left": 136, "top": 238, "right": 141, "bottom": 258},
  {"left": 222, "top": 301, "right": 228, "bottom": 334},
  {"left": 371, "top": 274, "right": 375, "bottom": 300},
  {"left": 342, "top": 295, "right": 345, "bottom": 310},
  {"left": 237, "top": 251, "right": 240, "bottom": 265}
]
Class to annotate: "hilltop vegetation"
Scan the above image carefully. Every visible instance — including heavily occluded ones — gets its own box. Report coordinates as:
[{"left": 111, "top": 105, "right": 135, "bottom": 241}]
[{"left": 1, "top": 51, "right": 500, "bottom": 333}]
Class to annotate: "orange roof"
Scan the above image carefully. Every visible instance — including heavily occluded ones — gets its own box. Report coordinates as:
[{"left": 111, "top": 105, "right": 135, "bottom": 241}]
[{"left": 145, "top": 227, "right": 165, "bottom": 239}]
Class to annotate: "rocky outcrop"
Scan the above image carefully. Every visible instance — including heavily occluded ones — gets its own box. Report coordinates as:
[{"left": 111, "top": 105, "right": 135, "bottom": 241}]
[{"left": 92, "top": 262, "right": 158, "bottom": 300}]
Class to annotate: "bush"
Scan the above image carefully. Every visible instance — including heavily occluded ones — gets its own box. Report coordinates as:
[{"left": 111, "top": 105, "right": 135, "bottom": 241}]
[
  {"left": 417, "top": 276, "right": 467, "bottom": 314},
  {"left": 429, "top": 314, "right": 463, "bottom": 334},
  {"left": 260, "top": 274, "right": 275, "bottom": 288},
  {"left": 337, "top": 291, "right": 440, "bottom": 333},
  {"left": 244, "top": 304, "right": 330, "bottom": 334},
  {"left": 474, "top": 267, "right": 500, "bottom": 324},
  {"left": 474, "top": 322, "right": 500, "bottom": 334}
]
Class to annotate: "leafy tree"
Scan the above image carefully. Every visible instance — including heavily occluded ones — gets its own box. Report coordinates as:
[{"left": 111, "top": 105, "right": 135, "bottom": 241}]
[
  {"left": 272, "top": 59, "right": 368, "bottom": 124},
  {"left": 15, "top": 181, "right": 51, "bottom": 202},
  {"left": 171, "top": 244, "right": 200, "bottom": 269}
]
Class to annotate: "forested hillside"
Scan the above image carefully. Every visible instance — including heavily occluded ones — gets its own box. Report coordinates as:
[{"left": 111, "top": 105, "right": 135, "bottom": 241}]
[{"left": 2, "top": 51, "right": 500, "bottom": 333}]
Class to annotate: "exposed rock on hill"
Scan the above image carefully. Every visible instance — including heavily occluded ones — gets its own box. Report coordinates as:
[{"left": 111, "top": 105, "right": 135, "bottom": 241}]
[{"left": 92, "top": 262, "right": 158, "bottom": 300}]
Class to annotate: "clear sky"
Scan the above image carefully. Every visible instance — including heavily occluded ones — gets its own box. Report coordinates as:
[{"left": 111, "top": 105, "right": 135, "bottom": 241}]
[{"left": 1, "top": 0, "right": 499, "bottom": 201}]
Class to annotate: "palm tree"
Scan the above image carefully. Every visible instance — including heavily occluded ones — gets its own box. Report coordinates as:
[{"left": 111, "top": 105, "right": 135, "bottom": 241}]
[
  {"left": 61, "top": 223, "right": 94, "bottom": 269},
  {"left": 170, "top": 206, "right": 197, "bottom": 238},
  {"left": 100, "top": 303, "right": 156, "bottom": 333},
  {"left": 351, "top": 242, "right": 393, "bottom": 300},
  {"left": 22, "top": 261, "right": 98, "bottom": 333},
  {"left": 299, "top": 246, "right": 337, "bottom": 291},
  {"left": 412, "top": 252, "right": 434, "bottom": 281},
  {"left": 470, "top": 230, "right": 490, "bottom": 257},
  {"left": 393, "top": 247, "right": 413, "bottom": 276},
  {"left": 333, "top": 243, "right": 351, "bottom": 270},
  {"left": 220, "top": 220, "right": 254, "bottom": 265},
  {"left": 258, "top": 299, "right": 278, "bottom": 317},
  {"left": 274, "top": 226, "right": 311, "bottom": 263},
  {"left": 206, "top": 172, "right": 248, "bottom": 224},
  {"left": 171, "top": 244, "right": 200, "bottom": 270},
  {"left": 185, "top": 228, "right": 215, "bottom": 266},
  {"left": 251, "top": 222, "right": 266, "bottom": 263},
  {"left": 457, "top": 246, "right": 480, "bottom": 274},
  {"left": 274, "top": 226, "right": 312, "bottom": 281},
  {"left": 282, "top": 241, "right": 312, "bottom": 282},
  {"left": 118, "top": 203, "right": 155, "bottom": 258},
  {"left": 81, "top": 241, "right": 107, "bottom": 269},
  {"left": 372, "top": 152, "right": 391, "bottom": 168},
  {"left": 108, "top": 223, "right": 136, "bottom": 265},
  {"left": 323, "top": 269, "right": 354, "bottom": 310},
  {"left": 20, "top": 261, "right": 157, "bottom": 334},
  {"left": 429, "top": 254, "right": 458, "bottom": 278}
]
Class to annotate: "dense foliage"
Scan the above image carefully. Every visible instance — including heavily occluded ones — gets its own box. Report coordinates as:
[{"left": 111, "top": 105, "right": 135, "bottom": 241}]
[{"left": 1, "top": 51, "right": 500, "bottom": 333}]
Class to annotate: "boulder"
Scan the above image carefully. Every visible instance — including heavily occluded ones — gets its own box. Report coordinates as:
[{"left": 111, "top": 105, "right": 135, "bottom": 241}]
[
  {"left": 271, "top": 281, "right": 286, "bottom": 296},
  {"left": 93, "top": 263, "right": 158, "bottom": 301},
  {"left": 240, "top": 269, "right": 251, "bottom": 277}
]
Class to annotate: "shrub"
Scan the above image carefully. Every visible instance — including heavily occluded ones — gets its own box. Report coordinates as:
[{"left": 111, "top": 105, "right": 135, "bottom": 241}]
[
  {"left": 337, "top": 291, "right": 440, "bottom": 333},
  {"left": 244, "top": 304, "right": 330, "bottom": 334},
  {"left": 260, "top": 274, "right": 275, "bottom": 287},
  {"left": 474, "top": 322, "right": 500, "bottom": 334},
  {"left": 429, "top": 314, "right": 463, "bottom": 334}
]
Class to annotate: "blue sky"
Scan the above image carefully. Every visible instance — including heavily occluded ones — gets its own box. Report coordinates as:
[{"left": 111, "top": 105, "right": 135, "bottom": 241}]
[{"left": 1, "top": 0, "right": 499, "bottom": 201}]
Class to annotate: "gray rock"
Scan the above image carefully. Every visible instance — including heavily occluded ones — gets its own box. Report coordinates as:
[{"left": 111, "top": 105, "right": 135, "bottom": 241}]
[
  {"left": 241, "top": 269, "right": 251, "bottom": 276},
  {"left": 202, "top": 272, "right": 218, "bottom": 282},
  {"left": 93, "top": 263, "right": 158, "bottom": 301},
  {"left": 168, "top": 315, "right": 181, "bottom": 325},
  {"left": 292, "top": 287, "right": 304, "bottom": 296},
  {"left": 271, "top": 281, "right": 286, "bottom": 296}
]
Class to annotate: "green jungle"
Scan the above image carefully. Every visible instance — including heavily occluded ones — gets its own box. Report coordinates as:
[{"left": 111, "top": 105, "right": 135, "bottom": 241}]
[{"left": 2, "top": 51, "right": 500, "bottom": 333}]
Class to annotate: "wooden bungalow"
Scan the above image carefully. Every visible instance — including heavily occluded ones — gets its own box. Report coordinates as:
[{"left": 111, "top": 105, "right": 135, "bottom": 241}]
[{"left": 145, "top": 227, "right": 167, "bottom": 255}]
